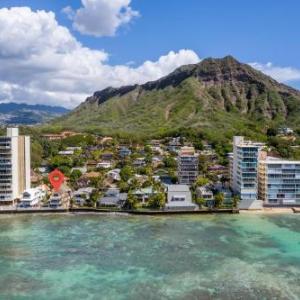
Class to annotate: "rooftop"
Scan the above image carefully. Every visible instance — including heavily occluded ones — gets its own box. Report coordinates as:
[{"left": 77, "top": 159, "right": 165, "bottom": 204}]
[{"left": 167, "top": 185, "right": 190, "bottom": 192}]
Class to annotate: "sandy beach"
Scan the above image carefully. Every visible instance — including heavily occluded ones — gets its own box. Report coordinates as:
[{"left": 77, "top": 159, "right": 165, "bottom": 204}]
[{"left": 240, "top": 207, "right": 296, "bottom": 214}]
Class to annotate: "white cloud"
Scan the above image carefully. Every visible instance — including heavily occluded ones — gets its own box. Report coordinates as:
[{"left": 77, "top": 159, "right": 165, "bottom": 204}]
[
  {"left": 63, "top": 0, "right": 140, "bottom": 37},
  {"left": 250, "top": 62, "right": 300, "bottom": 83},
  {"left": 0, "top": 7, "right": 200, "bottom": 108}
]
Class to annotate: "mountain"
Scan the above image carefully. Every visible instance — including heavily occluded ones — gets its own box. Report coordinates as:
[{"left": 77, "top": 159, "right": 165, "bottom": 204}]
[
  {"left": 53, "top": 56, "right": 300, "bottom": 137},
  {"left": 0, "top": 103, "right": 69, "bottom": 125}
]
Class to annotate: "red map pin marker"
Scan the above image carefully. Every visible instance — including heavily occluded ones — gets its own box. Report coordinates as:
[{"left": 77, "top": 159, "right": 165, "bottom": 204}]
[{"left": 49, "top": 169, "right": 65, "bottom": 191}]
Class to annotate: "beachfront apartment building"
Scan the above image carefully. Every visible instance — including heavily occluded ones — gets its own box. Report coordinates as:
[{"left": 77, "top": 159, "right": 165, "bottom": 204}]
[
  {"left": 258, "top": 153, "right": 300, "bottom": 206},
  {"left": 177, "top": 146, "right": 199, "bottom": 185},
  {"left": 230, "top": 136, "right": 264, "bottom": 207},
  {"left": 0, "top": 128, "right": 30, "bottom": 204}
]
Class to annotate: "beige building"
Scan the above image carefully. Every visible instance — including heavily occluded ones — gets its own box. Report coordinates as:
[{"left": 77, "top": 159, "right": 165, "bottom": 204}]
[{"left": 0, "top": 128, "right": 30, "bottom": 204}]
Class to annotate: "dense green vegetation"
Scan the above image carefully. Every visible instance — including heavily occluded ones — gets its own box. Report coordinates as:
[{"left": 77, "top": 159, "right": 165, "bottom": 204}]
[{"left": 48, "top": 56, "right": 300, "bottom": 143}]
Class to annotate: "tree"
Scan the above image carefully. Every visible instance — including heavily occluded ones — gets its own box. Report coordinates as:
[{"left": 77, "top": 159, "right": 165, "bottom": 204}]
[
  {"left": 31, "top": 140, "right": 43, "bottom": 168},
  {"left": 124, "top": 192, "right": 138, "bottom": 210},
  {"left": 70, "top": 169, "right": 82, "bottom": 187},
  {"left": 89, "top": 190, "right": 99, "bottom": 207},
  {"left": 120, "top": 165, "right": 133, "bottom": 182},
  {"left": 196, "top": 176, "right": 209, "bottom": 187},
  {"left": 195, "top": 197, "right": 206, "bottom": 208},
  {"left": 119, "top": 181, "right": 129, "bottom": 193},
  {"left": 267, "top": 127, "right": 278, "bottom": 137},
  {"left": 163, "top": 156, "right": 177, "bottom": 169},
  {"left": 232, "top": 195, "right": 240, "bottom": 209},
  {"left": 148, "top": 192, "right": 166, "bottom": 209},
  {"left": 214, "top": 193, "right": 224, "bottom": 208}
]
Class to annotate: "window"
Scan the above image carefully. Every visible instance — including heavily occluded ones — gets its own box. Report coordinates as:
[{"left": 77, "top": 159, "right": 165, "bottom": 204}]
[{"left": 171, "top": 196, "right": 186, "bottom": 202}]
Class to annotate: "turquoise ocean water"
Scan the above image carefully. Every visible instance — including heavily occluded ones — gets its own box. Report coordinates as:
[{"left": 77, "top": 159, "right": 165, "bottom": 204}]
[{"left": 0, "top": 213, "right": 299, "bottom": 300}]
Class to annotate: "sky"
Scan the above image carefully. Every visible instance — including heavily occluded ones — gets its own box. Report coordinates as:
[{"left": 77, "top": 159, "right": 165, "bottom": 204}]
[{"left": 0, "top": 0, "right": 300, "bottom": 108}]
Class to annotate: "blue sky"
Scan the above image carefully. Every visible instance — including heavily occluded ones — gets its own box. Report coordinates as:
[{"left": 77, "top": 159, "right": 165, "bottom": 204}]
[{"left": 0, "top": 0, "right": 299, "bottom": 107}]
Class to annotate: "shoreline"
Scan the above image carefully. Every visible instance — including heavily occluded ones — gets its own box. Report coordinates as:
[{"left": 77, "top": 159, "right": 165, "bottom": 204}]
[
  {"left": 240, "top": 207, "right": 296, "bottom": 214},
  {"left": 0, "top": 207, "right": 298, "bottom": 216}
]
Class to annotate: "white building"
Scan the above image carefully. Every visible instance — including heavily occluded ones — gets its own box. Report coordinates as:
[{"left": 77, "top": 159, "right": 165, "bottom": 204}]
[
  {"left": 97, "top": 161, "right": 112, "bottom": 169},
  {"left": 178, "top": 147, "right": 199, "bottom": 185},
  {"left": 49, "top": 192, "right": 62, "bottom": 208},
  {"left": 165, "top": 185, "right": 197, "bottom": 210},
  {"left": 0, "top": 128, "right": 30, "bottom": 204},
  {"left": 19, "top": 187, "right": 45, "bottom": 208},
  {"left": 258, "top": 154, "right": 300, "bottom": 206},
  {"left": 230, "top": 136, "right": 264, "bottom": 209}
]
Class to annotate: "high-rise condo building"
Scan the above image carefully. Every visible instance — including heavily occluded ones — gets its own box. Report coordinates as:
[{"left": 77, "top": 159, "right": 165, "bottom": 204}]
[
  {"left": 258, "top": 152, "right": 300, "bottom": 206},
  {"left": 178, "top": 146, "right": 198, "bottom": 185},
  {"left": 230, "top": 136, "right": 264, "bottom": 202},
  {"left": 0, "top": 128, "right": 30, "bottom": 204}
]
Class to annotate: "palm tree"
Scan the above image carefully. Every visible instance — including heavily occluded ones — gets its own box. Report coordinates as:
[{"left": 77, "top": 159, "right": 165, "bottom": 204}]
[
  {"left": 232, "top": 195, "right": 240, "bottom": 209},
  {"left": 214, "top": 193, "right": 224, "bottom": 209}
]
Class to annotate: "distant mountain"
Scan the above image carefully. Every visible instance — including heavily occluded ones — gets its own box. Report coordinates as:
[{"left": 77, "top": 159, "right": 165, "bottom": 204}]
[
  {"left": 53, "top": 56, "right": 300, "bottom": 137},
  {"left": 0, "top": 103, "right": 69, "bottom": 125}
]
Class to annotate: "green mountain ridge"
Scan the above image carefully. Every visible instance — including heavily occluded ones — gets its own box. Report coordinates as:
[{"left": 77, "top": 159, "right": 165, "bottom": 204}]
[{"left": 52, "top": 56, "right": 300, "bottom": 138}]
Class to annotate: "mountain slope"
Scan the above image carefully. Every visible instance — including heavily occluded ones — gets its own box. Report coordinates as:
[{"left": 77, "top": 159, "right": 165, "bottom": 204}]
[
  {"left": 53, "top": 56, "right": 300, "bottom": 136},
  {"left": 0, "top": 103, "right": 69, "bottom": 125}
]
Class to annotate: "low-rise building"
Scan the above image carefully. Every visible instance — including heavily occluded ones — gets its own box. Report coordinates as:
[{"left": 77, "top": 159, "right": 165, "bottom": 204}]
[
  {"left": 133, "top": 158, "right": 146, "bottom": 168},
  {"left": 19, "top": 187, "right": 45, "bottom": 208},
  {"left": 73, "top": 187, "right": 95, "bottom": 206},
  {"left": 49, "top": 192, "right": 62, "bottom": 208},
  {"left": 167, "top": 137, "right": 181, "bottom": 153},
  {"left": 97, "top": 161, "right": 113, "bottom": 169},
  {"left": 278, "top": 127, "right": 294, "bottom": 135},
  {"left": 101, "top": 153, "right": 114, "bottom": 161},
  {"left": 133, "top": 187, "right": 158, "bottom": 203},
  {"left": 119, "top": 147, "right": 131, "bottom": 158},
  {"left": 107, "top": 169, "right": 121, "bottom": 181},
  {"left": 71, "top": 166, "right": 88, "bottom": 174},
  {"left": 196, "top": 186, "right": 214, "bottom": 207},
  {"left": 98, "top": 188, "right": 127, "bottom": 207},
  {"left": 58, "top": 150, "right": 74, "bottom": 156},
  {"left": 165, "top": 185, "right": 197, "bottom": 210}
]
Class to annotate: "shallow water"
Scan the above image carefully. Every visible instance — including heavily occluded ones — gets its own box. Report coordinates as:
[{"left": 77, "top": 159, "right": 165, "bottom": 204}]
[{"left": 0, "top": 213, "right": 299, "bottom": 300}]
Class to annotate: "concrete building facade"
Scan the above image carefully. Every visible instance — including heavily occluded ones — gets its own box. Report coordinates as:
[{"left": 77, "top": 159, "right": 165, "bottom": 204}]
[
  {"left": 0, "top": 128, "right": 30, "bottom": 203},
  {"left": 177, "top": 147, "right": 198, "bottom": 185},
  {"left": 258, "top": 153, "right": 300, "bottom": 206}
]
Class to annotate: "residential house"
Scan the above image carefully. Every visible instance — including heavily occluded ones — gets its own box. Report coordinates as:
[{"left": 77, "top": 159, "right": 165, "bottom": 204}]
[
  {"left": 73, "top": 187, "right": 95, "bottom": 206},
  {"left": 18, "top": 187, "right": 45, "bottom": 208},
  {"left": 71, "top": 166, "right": 88, "bottom": 174},
  {"left": 98, "top": 188, "right": 127, "bottom": 207},
  {"left": 97, "top": 161, "right": 113, "bottom": 169},
  {"left": 58, "top": 150, "right": 74, "bottom": 156},
  {"left": 133, "top": 158, "right": 146, "bottom": 168},
  {"left": 49, "top": 192, "right": 62, "bottom": 208},
  {"left": 133, "top": 187, "right": 158, "bottom": 204},
  {"left": 101, "top": 152, "right": 114, "bottom": 161},
  {"left": 119, "top": 147, "right": 131, "bottom": 158},
  {"left": 167, "top": 137, "right": 181, "bottom": 153},
  {"left": 107, "top": 169, "right": 121, "bottom": 181},
  {"left": 165, "top": 185, "right": 198, "bottom": 210}
]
